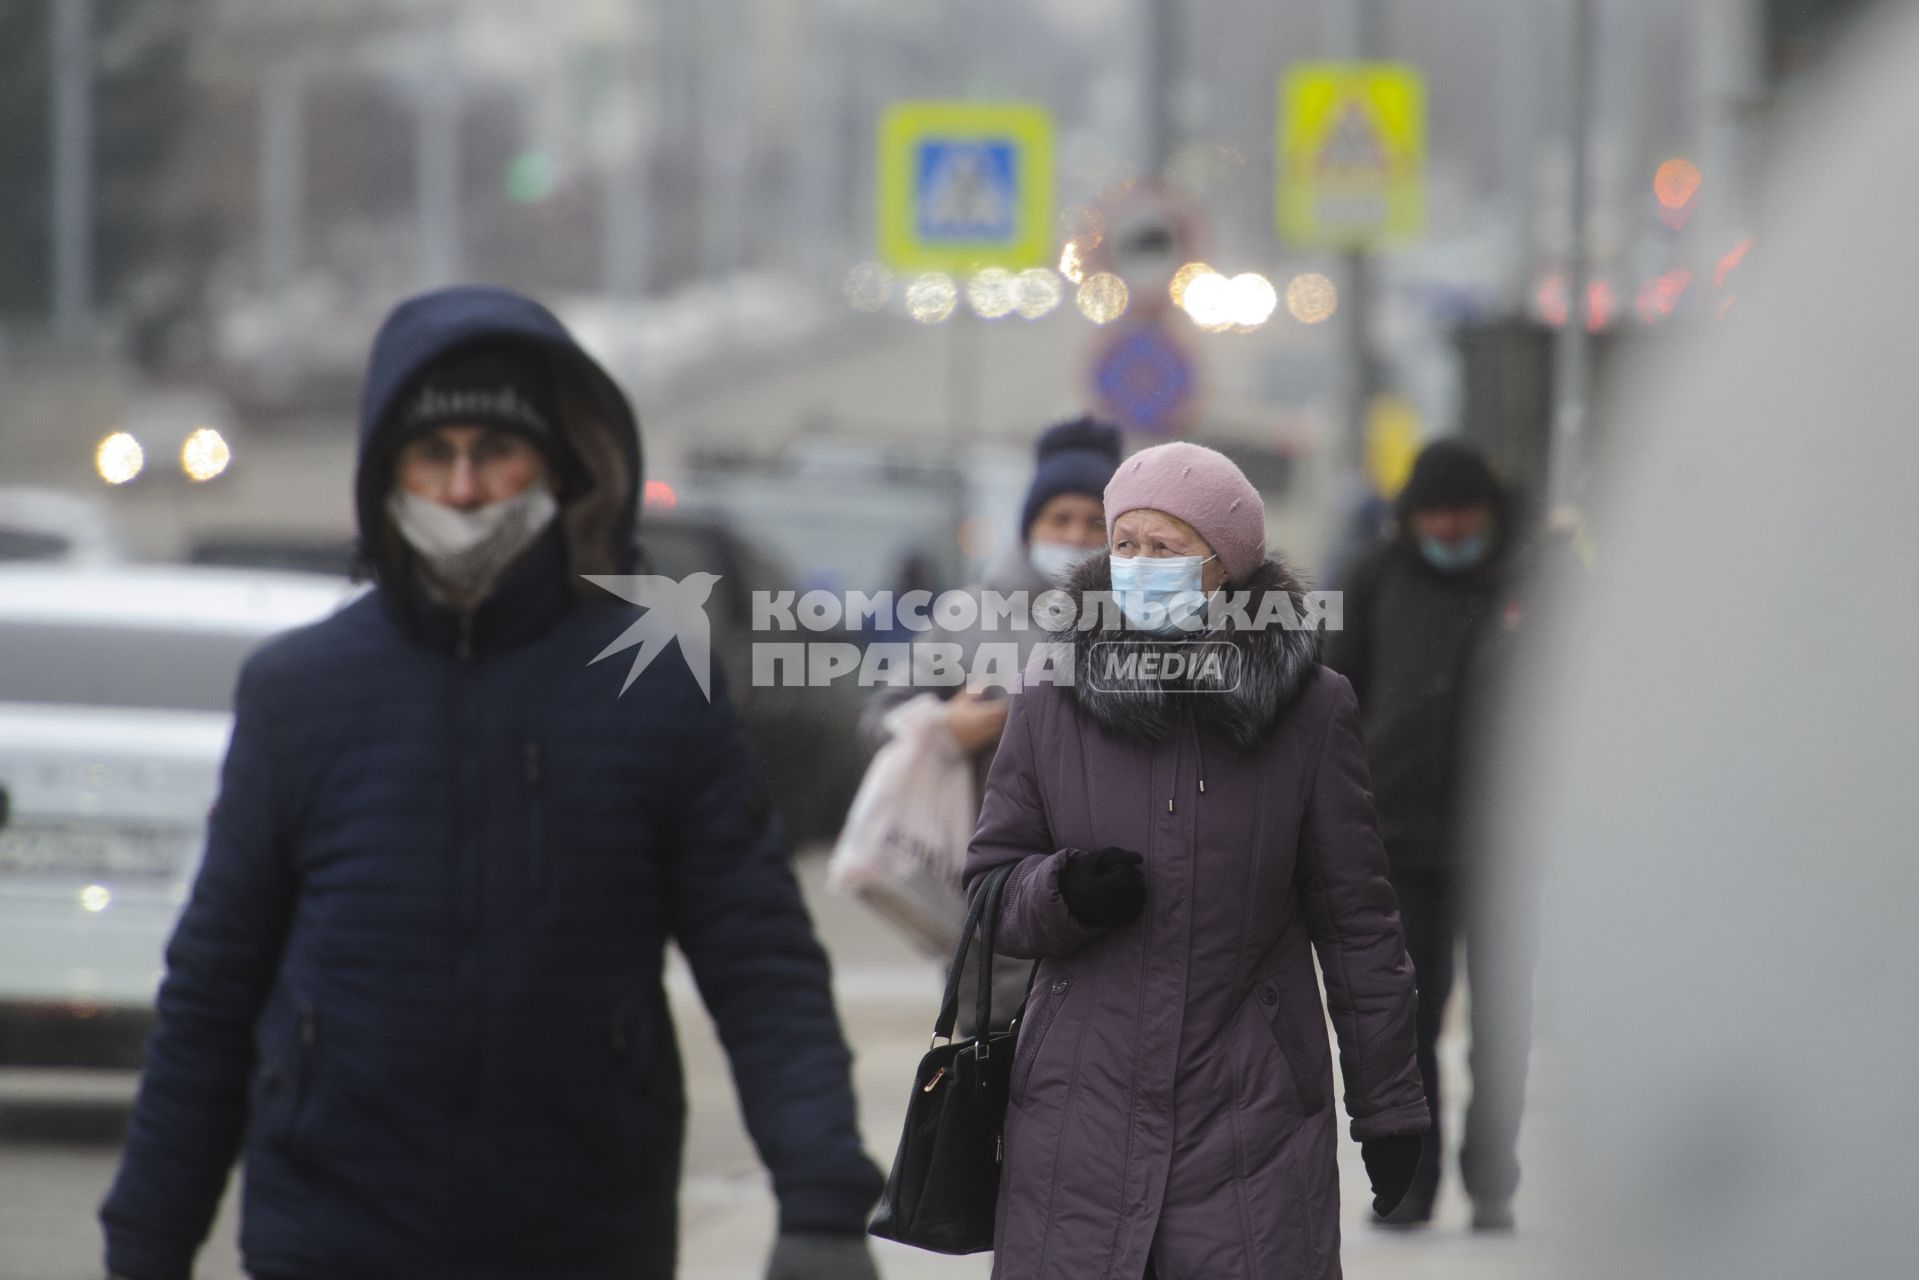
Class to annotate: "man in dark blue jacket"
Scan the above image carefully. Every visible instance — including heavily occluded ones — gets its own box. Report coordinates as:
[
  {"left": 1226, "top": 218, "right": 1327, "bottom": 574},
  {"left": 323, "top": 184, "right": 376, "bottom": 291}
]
[{"left": 100, "top": 286, "right": 883, "bottom": 1280}]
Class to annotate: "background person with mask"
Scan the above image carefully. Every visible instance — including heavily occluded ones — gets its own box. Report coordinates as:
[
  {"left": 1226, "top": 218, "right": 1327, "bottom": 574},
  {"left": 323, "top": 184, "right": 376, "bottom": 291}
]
[
  {"left": 1323, "top": 436, "right": 1532, "bottom": 1231},
  {"left": 862, "top": 414, "right": 1121, "bottom": 768},
  {"left": 99, "top": 285, "right": 883, "bottom": 1280},
  {"left": 857, "top": 414, "right": 1119, "bottom": 1026}
]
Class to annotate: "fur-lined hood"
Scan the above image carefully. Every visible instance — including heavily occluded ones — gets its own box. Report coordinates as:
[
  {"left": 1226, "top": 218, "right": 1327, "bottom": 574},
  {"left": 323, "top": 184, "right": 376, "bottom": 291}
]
[{"left": 1060, "top": 553, "right": 1323, "bottom": 749}]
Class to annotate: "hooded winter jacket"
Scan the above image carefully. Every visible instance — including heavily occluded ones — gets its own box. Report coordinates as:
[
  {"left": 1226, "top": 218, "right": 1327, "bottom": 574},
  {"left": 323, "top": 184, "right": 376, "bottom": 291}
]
[
  {"left": 1322, "top": 494, "right": 1518, "bottom": 868},
  {"left": 100, "top": 287, "right": 881, "bottom": 1280},
  {"left": 964, "top": 556, "right": 1427, "bottom": 1280}
]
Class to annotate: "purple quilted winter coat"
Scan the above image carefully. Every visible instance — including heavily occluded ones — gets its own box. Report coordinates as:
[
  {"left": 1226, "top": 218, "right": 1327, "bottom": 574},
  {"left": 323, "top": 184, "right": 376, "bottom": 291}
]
[{"left": 965, "top": 556, "right": 1428, "bottom": 1280}]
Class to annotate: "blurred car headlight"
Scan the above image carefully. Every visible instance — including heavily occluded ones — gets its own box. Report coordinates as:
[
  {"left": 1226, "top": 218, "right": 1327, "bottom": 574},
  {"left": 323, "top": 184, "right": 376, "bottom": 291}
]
[
  {"left": 180, "top": 428, "right": 231, "bottom": 482},
  {"left": 95, "top": 432, "right": 144, "bottom": 486}
]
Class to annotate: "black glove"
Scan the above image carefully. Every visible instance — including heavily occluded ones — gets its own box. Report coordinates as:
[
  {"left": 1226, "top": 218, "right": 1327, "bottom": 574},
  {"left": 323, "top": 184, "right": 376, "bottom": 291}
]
[
  {"left": 1059, "top": 847, "right": 1146, "bottom": 928},
  {"left": 1360, "top": 1133, "right": 1423, "bottom": 1217},
  {"left": 765, "top": 1230, "right": 879, "bottom": 1280}
]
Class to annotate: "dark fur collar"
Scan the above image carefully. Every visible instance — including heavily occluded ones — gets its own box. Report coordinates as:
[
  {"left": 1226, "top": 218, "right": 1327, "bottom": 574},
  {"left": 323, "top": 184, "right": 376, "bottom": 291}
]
[{"left": 1060, "top": 554, "right": 1323, "bottom": 748}]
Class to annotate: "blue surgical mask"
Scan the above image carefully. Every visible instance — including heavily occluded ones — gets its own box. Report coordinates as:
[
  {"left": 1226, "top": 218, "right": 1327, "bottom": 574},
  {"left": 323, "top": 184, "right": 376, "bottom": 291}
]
[
  {"left": 1109, "top": 553, "right": 1217, "bottom": 634},
  {"left": 1028, "top": 541, "right": 1088, "bottom": 586},
  {"left": 1418, "top": 529, "right": 1492, "bottom": 573}
]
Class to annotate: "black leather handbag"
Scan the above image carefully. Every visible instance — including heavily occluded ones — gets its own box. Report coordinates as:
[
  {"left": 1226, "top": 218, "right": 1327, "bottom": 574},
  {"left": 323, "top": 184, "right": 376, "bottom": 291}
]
[{"left": 868, "top": 861, "right": 1032, "bottom": 1254}]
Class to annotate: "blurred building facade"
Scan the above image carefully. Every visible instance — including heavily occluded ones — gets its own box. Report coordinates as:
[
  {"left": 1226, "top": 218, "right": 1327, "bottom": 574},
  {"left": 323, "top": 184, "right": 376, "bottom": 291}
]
[{"left": 0, "top": 0, "right": 1888, "bottom": 459}]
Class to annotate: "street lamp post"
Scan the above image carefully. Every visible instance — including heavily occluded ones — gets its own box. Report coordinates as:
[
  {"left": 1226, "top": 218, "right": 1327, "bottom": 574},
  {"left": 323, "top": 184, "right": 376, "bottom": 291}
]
[
  {"left": 1548, "top": 0, "right": 1596, "bottom": 513},
  {"left": 415, "top": 37, "right": 464, "bottom": 288},
  {"left": 1326, "top": 0, "right": 1386, "bottom": 477},
  {"left": 1143, "top": 0, "right": 1180, "bottom": 178},
  {"left": 50, "top": 0, "right": 95, "bottom": 342},
  {"left": 259, "top": 0, "right": 306, "bottom": 396}
]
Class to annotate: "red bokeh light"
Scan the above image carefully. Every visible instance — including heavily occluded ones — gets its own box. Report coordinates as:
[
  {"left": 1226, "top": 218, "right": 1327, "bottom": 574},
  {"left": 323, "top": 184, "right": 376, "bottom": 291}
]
[
  {"left": 1715, "top": 238, "right": 1755, "bottom": 288},
  {"left": 1654, "top": 158, "right": 1702, "bottom": 209}
]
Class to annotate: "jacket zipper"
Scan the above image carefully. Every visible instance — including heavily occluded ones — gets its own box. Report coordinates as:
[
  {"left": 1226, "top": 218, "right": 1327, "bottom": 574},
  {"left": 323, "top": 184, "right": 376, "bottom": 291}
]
[
  {"left": 523, "top": 740, "right": 545, "bottom": 888},
  {"left": 294, "top": 997, "right": 317, "bottom": 1160},
  {"left": 448, "top": 611, "right": 482, "bottom": 1132},
  {"left": 1169, "top": 704, "right": 1183, "bottom": 814},
  {"left": 1193, "top": 707, "right": 1208, "bottom": 799}
]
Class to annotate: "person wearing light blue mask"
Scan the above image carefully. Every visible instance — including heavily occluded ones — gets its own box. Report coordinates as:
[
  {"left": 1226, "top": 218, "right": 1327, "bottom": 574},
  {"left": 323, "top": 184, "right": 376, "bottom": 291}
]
[
  {"left": 1322, "top": 436, "right": 1532, "bottom": 1234},
  {"left": 1415, "top": 515, "right": 1494, "bottom": 575},
  {"left": 1108, "top": 534, "right": 1221, "bottom": 634},
  {"left": 963, "top": 441, "right": 1430, "bottom": 1278}
]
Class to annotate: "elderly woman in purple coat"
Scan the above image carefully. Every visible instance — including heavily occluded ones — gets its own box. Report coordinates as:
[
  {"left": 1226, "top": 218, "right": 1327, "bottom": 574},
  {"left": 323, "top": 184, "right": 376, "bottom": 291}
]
[{"left": 966, "top": 442, "right": 1429, "bottom": 1280}]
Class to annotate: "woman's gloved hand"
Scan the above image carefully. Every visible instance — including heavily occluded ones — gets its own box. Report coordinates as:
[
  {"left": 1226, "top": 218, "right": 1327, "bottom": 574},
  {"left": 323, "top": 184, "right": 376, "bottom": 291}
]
[
  {"left": 765, "top": 1230, "right": 880, "bottom": 1280},
  {"left": 1059, "top": 847, "right": 1146, "bottom": 928},
  {"left": 1360, "top": 1132, "right": 1424, "bottom": 1217}
]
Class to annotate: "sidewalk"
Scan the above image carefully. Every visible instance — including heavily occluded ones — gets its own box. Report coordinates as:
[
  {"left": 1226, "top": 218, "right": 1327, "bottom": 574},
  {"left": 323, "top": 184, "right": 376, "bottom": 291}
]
[
  {"left": 0, "top": 849, "right": 1544, "bottom": 1279},
  {"left": 672, "top": 853, "right": 1548, "bottom": 1279}
]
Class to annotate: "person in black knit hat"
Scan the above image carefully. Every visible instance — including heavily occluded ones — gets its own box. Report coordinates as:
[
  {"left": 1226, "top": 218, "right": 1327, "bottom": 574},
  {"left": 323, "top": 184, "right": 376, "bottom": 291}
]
[
  {"left": 1324, "top": 437, "right": 1536, "bottom": 1232},
  {"left": 1018, "top": 415, "right": 1126, "bottom": 581},
  {"left": 859, "top": 415, "right": 1122, "bottom": 1027},
  {"left": 864, "top": 414, "right": 1123, "bottom": 773}
]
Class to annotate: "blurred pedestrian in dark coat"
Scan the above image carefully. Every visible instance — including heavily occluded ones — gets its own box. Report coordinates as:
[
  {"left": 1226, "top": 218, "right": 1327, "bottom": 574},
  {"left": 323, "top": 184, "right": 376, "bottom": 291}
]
[{"left": 1323, "top": 437, "right": 1535, "bottom": 1230}]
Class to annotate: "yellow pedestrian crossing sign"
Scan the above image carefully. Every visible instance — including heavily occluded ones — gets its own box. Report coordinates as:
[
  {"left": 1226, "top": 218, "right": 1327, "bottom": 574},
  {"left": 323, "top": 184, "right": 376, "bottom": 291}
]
[
  {"left": 877, "top": 102, "right": 1055, "bottom": 273},
  {"left": 1277, "top": 63, "right": 1425, "bottom": 249}
]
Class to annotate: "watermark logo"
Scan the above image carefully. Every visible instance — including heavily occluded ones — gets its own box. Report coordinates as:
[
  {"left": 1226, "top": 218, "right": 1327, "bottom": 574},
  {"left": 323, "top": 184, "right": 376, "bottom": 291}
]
[
  {"left": 586, "top": 575, "right": 1338, "bottom": 701},
  {"left": 583, "top": 573, "right": 718, "bottom": 698},
  {"left": 1086, "top": 640, "right": 1243, "bottom": 694}
]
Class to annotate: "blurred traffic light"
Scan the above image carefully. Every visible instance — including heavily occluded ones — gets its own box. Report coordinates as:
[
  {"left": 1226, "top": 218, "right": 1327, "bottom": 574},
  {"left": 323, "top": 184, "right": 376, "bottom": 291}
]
[
  {"left": 1653, "top": 157, "right": 1702, "bottom": 229},
  {"left": 505, "top": 150, "right": 558, "bottom": 204}
]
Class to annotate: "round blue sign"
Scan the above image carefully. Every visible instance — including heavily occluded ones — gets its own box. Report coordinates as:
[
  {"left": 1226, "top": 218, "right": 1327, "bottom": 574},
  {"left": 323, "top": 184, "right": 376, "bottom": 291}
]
[{"left": 1093, "top": 323, "right": 1196, "bottom": 434}]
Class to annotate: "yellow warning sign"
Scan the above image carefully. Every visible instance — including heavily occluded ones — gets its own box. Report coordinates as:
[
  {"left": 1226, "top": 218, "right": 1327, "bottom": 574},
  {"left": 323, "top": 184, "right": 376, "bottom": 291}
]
[
  {"left": 1277, "top": 62, "right": 1425, "bottom": 249},
  {"left": 1365, "top": 393, "right": 1423, "bottom": 500}
]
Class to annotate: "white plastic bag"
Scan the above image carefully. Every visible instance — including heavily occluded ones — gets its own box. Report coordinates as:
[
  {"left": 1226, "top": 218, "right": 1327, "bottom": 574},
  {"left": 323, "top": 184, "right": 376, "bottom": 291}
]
[{"left": 828, "top": 694, "right": 976, "bottom": 959}]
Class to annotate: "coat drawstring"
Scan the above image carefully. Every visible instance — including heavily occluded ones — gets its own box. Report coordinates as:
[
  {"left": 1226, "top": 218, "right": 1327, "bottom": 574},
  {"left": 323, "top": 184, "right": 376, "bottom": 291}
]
[{"left": 1170, "top": 704, "right": 1209, "bottom": 811}]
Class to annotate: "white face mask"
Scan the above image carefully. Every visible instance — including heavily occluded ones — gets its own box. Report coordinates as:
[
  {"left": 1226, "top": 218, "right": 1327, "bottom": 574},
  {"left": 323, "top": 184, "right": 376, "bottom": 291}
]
[
  {"left": 1028, "top": 540, "right": 1089, "bottom": 585},
  {"left": 387, "top": 486, "right": 558, "bottom": 604}
]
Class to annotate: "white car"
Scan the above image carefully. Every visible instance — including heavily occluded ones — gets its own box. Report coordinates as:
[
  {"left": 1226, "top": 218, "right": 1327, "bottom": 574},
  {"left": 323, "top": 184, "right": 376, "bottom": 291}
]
[
  {"left": 0, "top": 564, "right": 357, "bottom": 1064},
  {"left": 0, "top": 485, "right": 126, "bottom": 563}
]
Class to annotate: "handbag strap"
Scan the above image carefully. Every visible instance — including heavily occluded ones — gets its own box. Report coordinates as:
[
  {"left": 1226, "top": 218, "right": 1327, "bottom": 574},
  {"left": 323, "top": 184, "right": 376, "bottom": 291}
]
[
  {"left": 972, "top": 859, "right": 1012, "bottom": 1043},
  {"left": 932, "top": 862, "right": 1015, "bottom": 1044}
]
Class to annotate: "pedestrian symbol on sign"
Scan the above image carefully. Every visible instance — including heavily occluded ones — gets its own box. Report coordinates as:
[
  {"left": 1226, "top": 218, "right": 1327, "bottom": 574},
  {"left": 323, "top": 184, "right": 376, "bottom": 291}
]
[
  {"left": 877, "top": 101, "right": 1055, "bottom": 273},
  {"left": 1315, "top": 103, "right": 1390, "bottom": 176},
  {"left": 916, "top": 140, "right": 1017, "bottom": 242},
  {"left": 1277, "top": 62, "right": 1425, "bottom": 249}
]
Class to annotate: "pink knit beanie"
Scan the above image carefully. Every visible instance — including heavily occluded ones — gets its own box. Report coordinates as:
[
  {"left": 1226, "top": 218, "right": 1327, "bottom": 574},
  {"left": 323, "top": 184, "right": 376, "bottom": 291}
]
[{"left": 1103, "top": 442, "right": 1268, "bottom": 581}]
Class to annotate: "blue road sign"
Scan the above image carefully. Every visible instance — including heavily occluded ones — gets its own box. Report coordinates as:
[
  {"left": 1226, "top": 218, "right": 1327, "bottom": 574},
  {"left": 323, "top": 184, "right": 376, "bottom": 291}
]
[
  {"left": 877, "top": 102, "right": 1055, "bottom": 272},
  {"left": 1093, "top": 323, "right": 1196, "bottom": 434},
  {"left": 915, "top": 140, "right": 1017, "bottom": 242}
]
